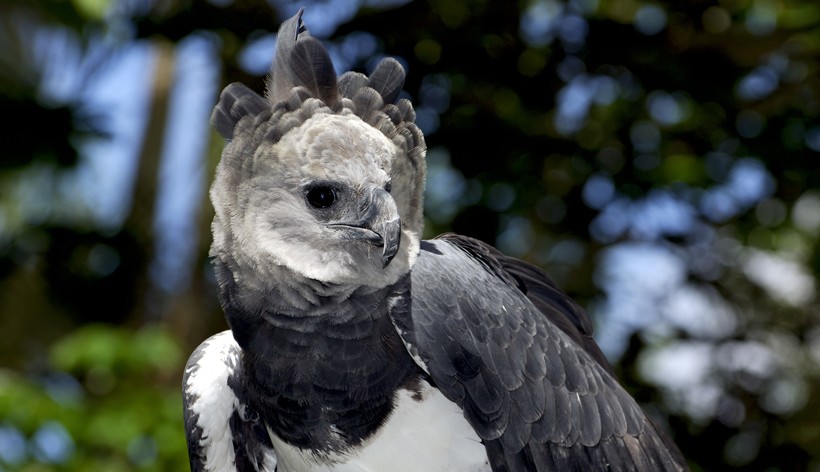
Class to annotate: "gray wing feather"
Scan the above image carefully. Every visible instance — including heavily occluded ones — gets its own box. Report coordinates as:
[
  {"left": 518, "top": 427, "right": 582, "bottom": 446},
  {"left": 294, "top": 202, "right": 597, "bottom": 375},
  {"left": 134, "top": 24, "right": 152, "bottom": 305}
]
[{"left": 396, "top": 236, "right": 688, "bottom": 471}]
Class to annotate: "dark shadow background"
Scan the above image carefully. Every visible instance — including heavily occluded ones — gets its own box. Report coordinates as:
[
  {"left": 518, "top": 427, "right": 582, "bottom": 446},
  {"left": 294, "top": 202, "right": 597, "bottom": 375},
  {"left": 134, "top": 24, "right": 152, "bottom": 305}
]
[{"left": 1, "top": 0, "right": 819, "bottom": 470}]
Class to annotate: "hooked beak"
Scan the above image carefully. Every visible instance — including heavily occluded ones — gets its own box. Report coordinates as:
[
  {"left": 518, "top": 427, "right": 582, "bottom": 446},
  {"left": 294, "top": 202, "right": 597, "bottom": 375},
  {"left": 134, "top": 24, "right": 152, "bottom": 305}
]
[{"left": 329, "top": 187, "right": 401, "bottom": 268}]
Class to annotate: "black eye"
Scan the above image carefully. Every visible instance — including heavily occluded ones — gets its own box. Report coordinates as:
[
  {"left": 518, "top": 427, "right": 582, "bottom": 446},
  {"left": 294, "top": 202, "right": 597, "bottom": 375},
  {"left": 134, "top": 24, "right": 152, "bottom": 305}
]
[
  {"left": 384, "top": 181, "right": 392, "bottom": 193},
  {"left": 306, "top": 186, "right": 336, "bottom": 209}
]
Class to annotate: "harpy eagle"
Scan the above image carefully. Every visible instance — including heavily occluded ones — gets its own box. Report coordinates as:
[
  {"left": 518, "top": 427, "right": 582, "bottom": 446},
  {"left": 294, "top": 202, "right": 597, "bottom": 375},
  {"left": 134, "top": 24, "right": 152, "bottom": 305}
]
[{"left": 183, "top": 9, "right": 688, "bottom": 472}]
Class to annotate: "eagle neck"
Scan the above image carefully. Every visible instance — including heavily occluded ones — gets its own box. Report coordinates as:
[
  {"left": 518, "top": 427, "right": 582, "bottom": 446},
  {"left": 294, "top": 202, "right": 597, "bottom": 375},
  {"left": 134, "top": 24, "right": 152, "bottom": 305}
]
[{"left": 214, "top": 259, "right": 421, "bottom": 453}]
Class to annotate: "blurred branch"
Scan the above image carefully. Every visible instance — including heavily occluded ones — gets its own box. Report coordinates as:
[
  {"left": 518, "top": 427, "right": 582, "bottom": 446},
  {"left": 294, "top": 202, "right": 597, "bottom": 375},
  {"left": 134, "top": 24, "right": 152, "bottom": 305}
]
[{"left": 124, "top": 39, "right": 175, "bottom": 323}]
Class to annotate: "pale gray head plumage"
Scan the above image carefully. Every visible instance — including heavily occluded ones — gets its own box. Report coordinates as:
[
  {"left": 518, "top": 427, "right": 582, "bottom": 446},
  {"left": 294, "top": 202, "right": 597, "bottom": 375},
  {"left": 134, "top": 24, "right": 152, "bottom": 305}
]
[{"left": 209, "top": 8, "right": 425, "bottom": 289}]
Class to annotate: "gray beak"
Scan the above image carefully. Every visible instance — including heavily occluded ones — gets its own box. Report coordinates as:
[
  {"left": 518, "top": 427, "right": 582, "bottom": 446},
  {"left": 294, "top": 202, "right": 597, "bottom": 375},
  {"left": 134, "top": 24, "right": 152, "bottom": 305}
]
[{"left": 330, "top": 187, "right": 401, "bottom": 268}]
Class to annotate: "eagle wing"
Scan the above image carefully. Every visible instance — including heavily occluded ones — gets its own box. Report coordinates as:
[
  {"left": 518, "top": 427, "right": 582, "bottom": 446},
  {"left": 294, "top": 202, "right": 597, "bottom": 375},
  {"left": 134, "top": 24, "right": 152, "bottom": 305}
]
[{"left": 393, "top": 234, "right": 688, "bottom": 471}]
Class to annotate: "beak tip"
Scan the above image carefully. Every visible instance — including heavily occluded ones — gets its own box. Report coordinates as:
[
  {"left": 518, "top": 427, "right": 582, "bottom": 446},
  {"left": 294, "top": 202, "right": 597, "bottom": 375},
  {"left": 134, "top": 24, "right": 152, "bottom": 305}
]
[{"left": 382, "top": 241, "right": 399, "bottom": 268}]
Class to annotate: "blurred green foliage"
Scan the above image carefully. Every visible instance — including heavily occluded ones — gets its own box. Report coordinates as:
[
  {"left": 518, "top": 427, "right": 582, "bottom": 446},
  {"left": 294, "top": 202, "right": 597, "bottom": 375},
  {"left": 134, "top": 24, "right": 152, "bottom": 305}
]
[{"left": 0, "top": 325, "right": 187, "bottom": 470}]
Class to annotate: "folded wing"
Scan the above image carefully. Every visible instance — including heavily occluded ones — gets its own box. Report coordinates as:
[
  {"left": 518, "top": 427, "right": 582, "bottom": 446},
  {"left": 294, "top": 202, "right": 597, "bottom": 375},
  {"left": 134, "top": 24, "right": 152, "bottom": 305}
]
[{"left": 392, "top": 235, "right": 688, "bottom": 471}]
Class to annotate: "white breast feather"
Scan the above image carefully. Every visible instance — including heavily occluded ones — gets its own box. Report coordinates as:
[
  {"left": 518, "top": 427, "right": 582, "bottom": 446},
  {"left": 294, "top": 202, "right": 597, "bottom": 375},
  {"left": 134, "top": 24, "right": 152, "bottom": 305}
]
[{"left": 269, "top": 380, "right": 491, "bottom": 472}]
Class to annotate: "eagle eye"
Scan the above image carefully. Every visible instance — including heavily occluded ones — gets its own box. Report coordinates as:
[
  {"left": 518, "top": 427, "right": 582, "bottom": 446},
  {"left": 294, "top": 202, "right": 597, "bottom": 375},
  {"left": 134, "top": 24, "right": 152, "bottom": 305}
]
[{"left": 306, "top": 185, "right": 337, "bottom": 209}]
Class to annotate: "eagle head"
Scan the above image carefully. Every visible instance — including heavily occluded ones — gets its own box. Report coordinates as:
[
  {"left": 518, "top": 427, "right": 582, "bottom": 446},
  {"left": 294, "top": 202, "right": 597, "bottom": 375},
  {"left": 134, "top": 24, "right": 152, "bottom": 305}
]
[{"left": 208, "top": 9, "right": 426, "bottom": 289}]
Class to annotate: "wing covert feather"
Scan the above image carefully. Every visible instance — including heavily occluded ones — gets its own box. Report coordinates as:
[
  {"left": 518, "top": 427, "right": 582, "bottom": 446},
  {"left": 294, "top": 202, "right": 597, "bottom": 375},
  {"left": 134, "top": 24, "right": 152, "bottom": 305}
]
[{"left": 395, "top": 236, "right": 687, "bottom": 471}]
